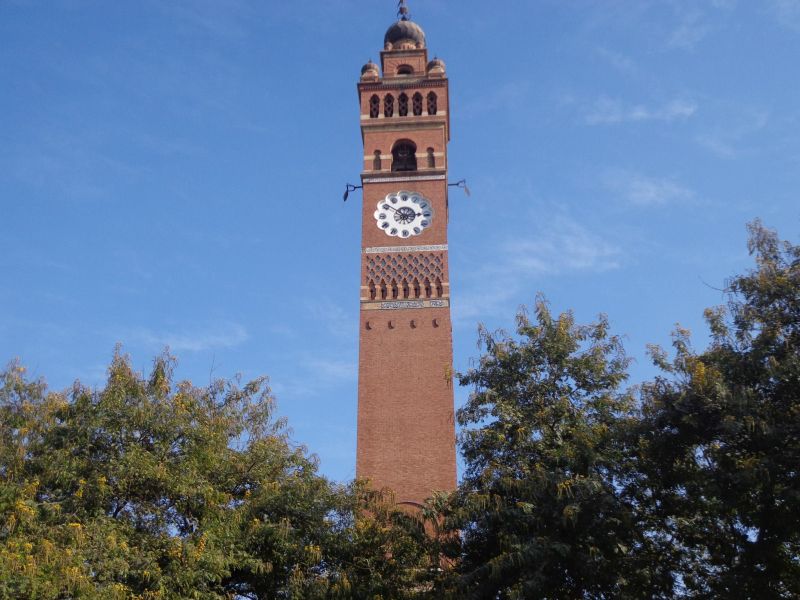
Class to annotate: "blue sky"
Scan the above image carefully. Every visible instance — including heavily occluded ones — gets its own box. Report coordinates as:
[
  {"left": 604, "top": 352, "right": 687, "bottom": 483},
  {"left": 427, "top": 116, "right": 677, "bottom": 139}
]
[{"left": 2, "top": 0, "right": 799, "bottom": 483}]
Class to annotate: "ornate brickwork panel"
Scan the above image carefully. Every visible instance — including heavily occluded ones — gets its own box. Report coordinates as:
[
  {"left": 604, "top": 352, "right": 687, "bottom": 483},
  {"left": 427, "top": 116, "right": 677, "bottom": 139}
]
[{"left": 366, "top": 251, "right": 445, "bottom": 287}]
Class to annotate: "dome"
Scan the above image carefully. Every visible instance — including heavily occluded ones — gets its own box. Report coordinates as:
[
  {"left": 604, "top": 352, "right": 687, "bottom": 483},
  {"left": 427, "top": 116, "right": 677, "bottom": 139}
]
[
  {"left": 360, "top": 60, "right": 380, "bottom": 81},
  {"left": 384, "top": 19, "right": 426, "bottom": 50},
  {"left": 361, "top": 60, "right": 379, "bottom": 75},
  {"left": 427, "top": 57, "right": 446, "bottom": 71}
]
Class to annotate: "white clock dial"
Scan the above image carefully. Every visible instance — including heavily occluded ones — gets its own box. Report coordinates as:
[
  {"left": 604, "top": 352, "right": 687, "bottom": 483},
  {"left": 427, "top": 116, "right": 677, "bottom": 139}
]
[{"left": 373, "top": 191, "right": 434, "bottom": 238}]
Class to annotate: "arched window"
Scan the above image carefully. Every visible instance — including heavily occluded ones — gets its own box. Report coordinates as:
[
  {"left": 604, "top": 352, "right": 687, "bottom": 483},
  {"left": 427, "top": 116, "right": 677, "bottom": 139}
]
[
  {"left": 427, "top": 92, "right": 438, "bottom": 115},
  {"left": 390, "top": 279, "right": 399, "bottom": 300},
  {"left": 384, "top": 94, "right": 394, "bottom": 118},
  {"left": 391, "top": 140, "right": 417, "bottom": 172},
  {"left": 402, "top": 279, "right": 410, "bottom": 299},
  {"left": 423, "top": 278, "right": 432, "bottom": 299},
  {"left": 369, "top": 95, "right": 380, "bottom": 119},
  {"left": 398, "top": 93, "right": 409, "bottom": 117},
  {"left": 435, "top": 277, "right": 443, "bottom": 298},
  {"left": 369, "top": 280, "right": 376, "bottom": 300},
  {"left": 397, "top": 64, "right": 413, "bottom": 75},
  {"left": 412, "top": 278, "right": 421, "bottom": 298},
  {"left": 427, "top": 147, "right": 435, "bottom": 168},
  {"left": 380, "top": 280, "right": 388, "bottom": 300},
  {"left": 373, "top": 150, "right": 382, "bottom": 171},
  {"left": 412, "top": 92, "right": 423, "bottom": 116}
]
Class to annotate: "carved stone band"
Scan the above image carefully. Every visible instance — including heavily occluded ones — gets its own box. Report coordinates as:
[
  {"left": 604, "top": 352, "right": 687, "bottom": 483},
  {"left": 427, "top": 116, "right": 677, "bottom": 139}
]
[
  {"left": 364, "top": 244, "right": 448, "bottom": 254},
  {"left": 361, "top": 299, "right": 450, "bottom": 311},
  {"left": 362, "top": 175, "right": 447, "bottom": 184}
]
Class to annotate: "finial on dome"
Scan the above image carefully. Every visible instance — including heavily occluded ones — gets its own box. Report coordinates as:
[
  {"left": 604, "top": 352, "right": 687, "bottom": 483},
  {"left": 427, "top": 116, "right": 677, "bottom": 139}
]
[{"left": 397, "top": 0, "right": 410, "bottom": 21}]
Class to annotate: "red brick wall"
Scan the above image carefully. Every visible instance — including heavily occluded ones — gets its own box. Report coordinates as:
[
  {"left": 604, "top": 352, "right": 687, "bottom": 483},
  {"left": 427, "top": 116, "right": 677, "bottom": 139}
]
[
  {"left": 357, "top": 308, "right": 457, "bottom": 505},
  {"left": 355, "top": 47, "right": 456, "bottom": 506}
]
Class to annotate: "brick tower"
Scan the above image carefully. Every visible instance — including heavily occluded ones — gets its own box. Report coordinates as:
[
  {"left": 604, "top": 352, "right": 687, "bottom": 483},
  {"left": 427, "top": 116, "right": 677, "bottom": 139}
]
[{"left": 355, "top": 2, "right": 456, "bottom": 508}]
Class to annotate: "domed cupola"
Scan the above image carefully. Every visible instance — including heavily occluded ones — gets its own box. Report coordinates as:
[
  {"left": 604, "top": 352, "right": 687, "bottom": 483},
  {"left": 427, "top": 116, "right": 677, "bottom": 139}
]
[
  {"left": 426, "top": 57, "right": 446, "bottom": 77},
  {"left": 360, "top": 60, "right": 380, "bottom": 81},
  {"left": 384, "top": 1, "right": 426, "bottom": 50}
]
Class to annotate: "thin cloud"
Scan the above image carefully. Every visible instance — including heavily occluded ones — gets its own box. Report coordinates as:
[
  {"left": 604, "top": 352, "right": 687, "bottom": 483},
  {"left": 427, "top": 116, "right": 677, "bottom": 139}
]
[
  {"left": 695, "top": 108, "right": 769, "bottom": 158},
  {"left": 595, "top": 47, "right": 637, "bottom": 74},
  {"left": 604, "top": 170, "right": 696, "bottom": 207},
  {"left": 501, "top": 219, "right": 622, "bottom": 275},
  {"left": 454, "top": 216, "right": 622, "bottom": 324},
  {"left": 307, "top": 358, "right": 357, "bottom": 383},
  {"left": 305, "top": 299, "right": 354, "bottom": 339},
  {"left": 129, "top": 322, "right": 249, "bottom": 352},
  {"left": 667, "top": 9, "right": 710, "bottom": 49},
  {"left": 585, "top": 96, "right": 697, "bottom": 125},
  {"left": 770, "top": 0, "right": 800, "bottom": 31}
]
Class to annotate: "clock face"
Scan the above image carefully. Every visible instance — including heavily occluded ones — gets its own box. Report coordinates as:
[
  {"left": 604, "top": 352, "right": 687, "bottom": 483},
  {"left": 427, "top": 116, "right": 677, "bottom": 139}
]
[{"left": 373, "top": 191, "right": 434, "bottom": 238}]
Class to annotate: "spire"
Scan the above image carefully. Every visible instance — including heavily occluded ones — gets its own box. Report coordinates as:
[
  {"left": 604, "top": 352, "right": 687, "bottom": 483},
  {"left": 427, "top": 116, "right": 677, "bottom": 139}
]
[{"left": 397, "top": 0, "right": 410, "bottom": 21}]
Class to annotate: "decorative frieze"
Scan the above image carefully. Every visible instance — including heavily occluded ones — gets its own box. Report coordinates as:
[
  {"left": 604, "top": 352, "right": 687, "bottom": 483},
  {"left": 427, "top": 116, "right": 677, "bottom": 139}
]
[
  {"left": 364, "top": 244, "right": 447, "bottom": 254},
  {"left": 362, "top": 174, "right": 446, "bottom": 184},
  {"left": 361, "top": 299, "right": 450, "bottom": 311}
]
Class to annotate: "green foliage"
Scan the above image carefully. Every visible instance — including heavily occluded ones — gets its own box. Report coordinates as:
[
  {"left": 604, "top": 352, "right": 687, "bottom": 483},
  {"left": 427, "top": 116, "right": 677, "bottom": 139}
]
[
  {"left": 447, "top": 299, "right": 670, "bottom": 598},
  {"left": 632, "top": 220, "right": 800, "bottom": 599},
  {"left": 0, "top": 350, "right": 333, "bottom": 598}
]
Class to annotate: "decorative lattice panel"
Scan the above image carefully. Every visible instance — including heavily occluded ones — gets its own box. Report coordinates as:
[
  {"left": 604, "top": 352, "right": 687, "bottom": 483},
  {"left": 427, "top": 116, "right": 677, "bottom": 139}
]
[{"left": 366, "top": 252, "right": 445, "bottom": 285}]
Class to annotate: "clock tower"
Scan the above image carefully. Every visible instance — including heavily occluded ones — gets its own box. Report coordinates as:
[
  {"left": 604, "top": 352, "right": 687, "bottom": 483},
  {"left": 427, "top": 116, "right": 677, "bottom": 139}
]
[{"left": 355, "top": 2, "right": 456, "bottom": 508}]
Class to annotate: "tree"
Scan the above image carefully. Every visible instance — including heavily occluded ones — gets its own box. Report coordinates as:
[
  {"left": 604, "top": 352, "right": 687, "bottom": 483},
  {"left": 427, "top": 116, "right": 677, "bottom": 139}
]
[
  {"left": 633, "top": 221, "right": 800, "bottom": 599},
  {"left": 448, "top": 299, "right": 671, "bottom": 599},
  {"left": 0, "top": 351, "right": 338, "bottom": 599},
  {"left": 321, "top": 483, "right": 450, "bottom": 600}
]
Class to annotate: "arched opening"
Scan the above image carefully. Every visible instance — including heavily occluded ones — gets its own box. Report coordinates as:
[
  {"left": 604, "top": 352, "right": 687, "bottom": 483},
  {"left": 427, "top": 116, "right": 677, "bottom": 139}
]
[
  {"left": 398, "top": 93, "right": 409, "bottom": 117},
  {"left": 427, "top": 92, "right": 438, "bottom": 115},
  {"left": 369, "top": 95, "right": 380, "bottom": 119},
  {"left": 391, "top": 140, "right": 417, "bottom": 172},
  {"left": 390, "top": 279, "right": 399, "bottom": 300},
  {"left": 423, "top": 278, "right": 432, "bottom": 298},
  {"left": 380, "top": 280, "right": 388, "bottom": 300},
  {"left": 397, "top": 64, "right": 413, "bottom": 76},
  {"left": 412, "top": 92, "right": 423, "bottom": 116},
  {"left": 412, "top": 278, "right": 421, "bottom": 299},
  {"left": 402, "top": 279, "right": 410, "bottom": 299},
  {"left": 373, "top": 150, "right": 382, "bottom": 171},
  {"left": 427, "top": 147, "right": 435, "bottom": 168},
  {"left": 384, "top": 94, "right": 394, "bottom": 118},
  {"left": 369, "top": 280, "right": 376, "bottom": 300},
  {"left": 435, "top": 277, "right": 443, "bottom": 298}
]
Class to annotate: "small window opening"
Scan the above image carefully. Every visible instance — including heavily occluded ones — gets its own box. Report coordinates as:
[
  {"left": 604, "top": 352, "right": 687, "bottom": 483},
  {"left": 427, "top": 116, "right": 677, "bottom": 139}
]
[
  {"left": 373, "top": 150, "right": 382, "bottom": 171},
  {"left": 427, "top": 92, "right": 438, "bottom": 115},
  {"left": 398, "top": 93, "right": 409, "bottom": 117},
  {"left": 397, "top": 64, "right": 413, "bottom": 75},
  {"left": 369, "top": 95, "right": 380, "bottom": 119},
  {"left": 412, "top": 93, "right": 423, "bottom": 116},
  {"left": 391, "top": 140, "right": 417, "bottom": 172},
  {"left": 384, "top": 94, "right": 394, "bottom": 118},
  {"left": 427, "top": 148, "right": 435, "bottom": 168}
]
